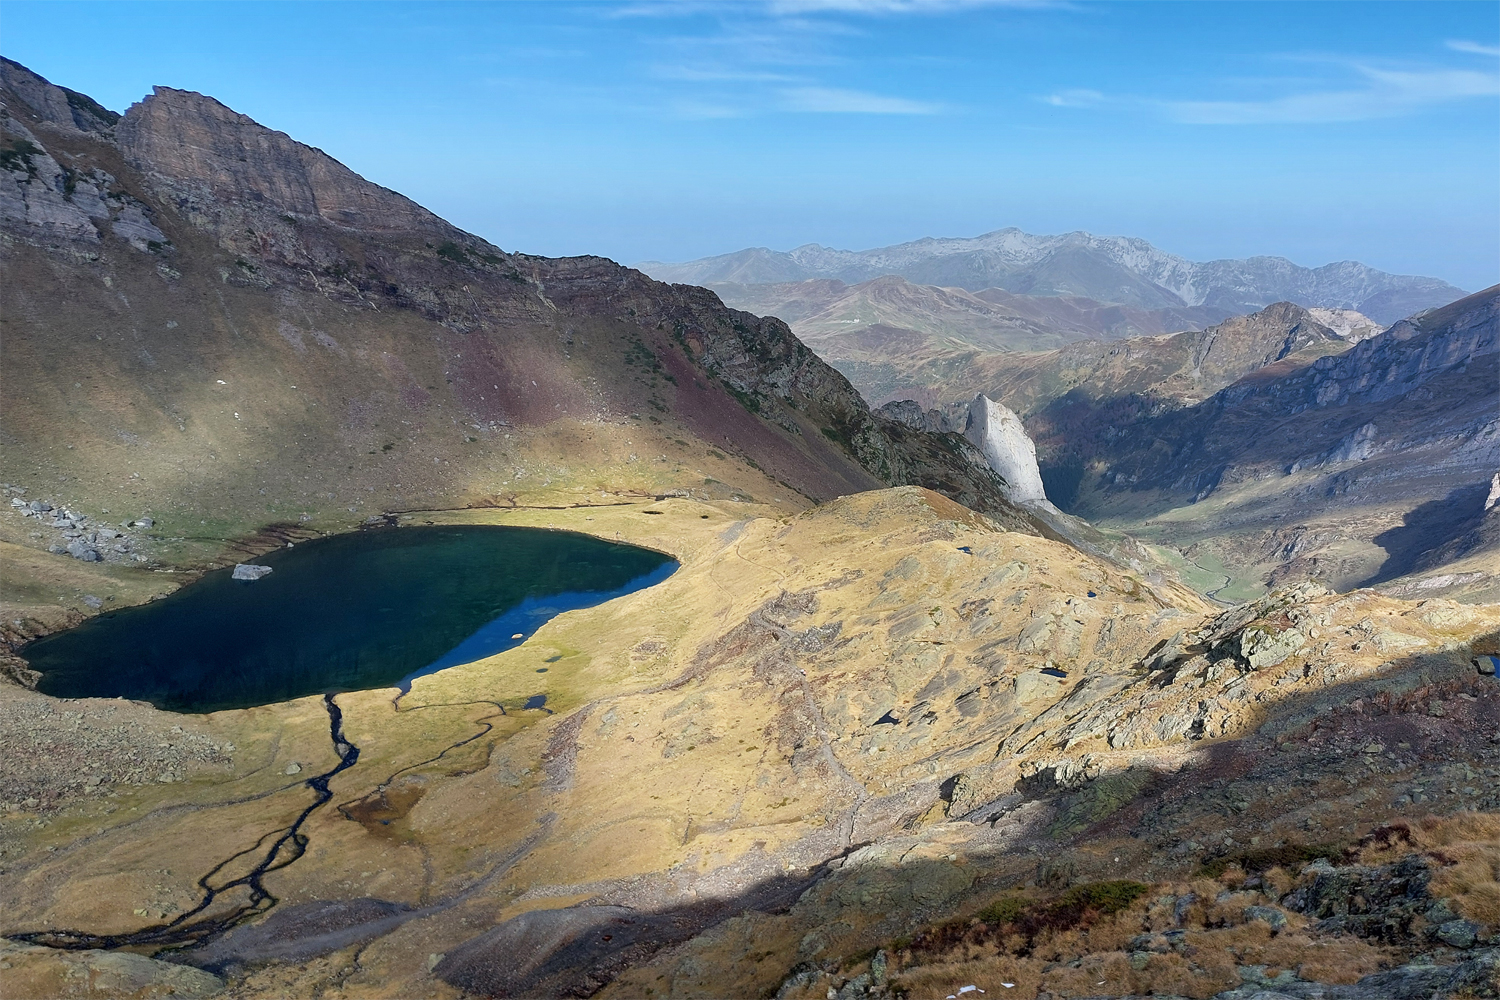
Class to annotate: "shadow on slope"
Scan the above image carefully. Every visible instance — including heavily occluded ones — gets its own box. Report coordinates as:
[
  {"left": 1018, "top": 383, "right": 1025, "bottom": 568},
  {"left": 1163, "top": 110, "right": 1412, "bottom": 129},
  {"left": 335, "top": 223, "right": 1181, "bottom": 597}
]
[{"left": 1361, "top": 482, "right": 1494, "bottom": 587}]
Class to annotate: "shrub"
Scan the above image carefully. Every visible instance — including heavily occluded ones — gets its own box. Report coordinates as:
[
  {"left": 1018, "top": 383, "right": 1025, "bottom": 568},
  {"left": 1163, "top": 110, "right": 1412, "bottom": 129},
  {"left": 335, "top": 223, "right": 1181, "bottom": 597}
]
[
  {"left": 1199, "top": 842, "right": 1344, "bottom": 878},
  {"left": 436, "top": 241, "right": 469, "bottom": 264}
]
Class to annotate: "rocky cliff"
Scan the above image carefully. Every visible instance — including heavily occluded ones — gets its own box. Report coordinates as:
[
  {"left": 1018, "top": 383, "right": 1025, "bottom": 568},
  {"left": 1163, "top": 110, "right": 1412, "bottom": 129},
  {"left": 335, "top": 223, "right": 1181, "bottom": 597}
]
[{"left": 115, "top": 86, "right": 453, "bottom": 237}]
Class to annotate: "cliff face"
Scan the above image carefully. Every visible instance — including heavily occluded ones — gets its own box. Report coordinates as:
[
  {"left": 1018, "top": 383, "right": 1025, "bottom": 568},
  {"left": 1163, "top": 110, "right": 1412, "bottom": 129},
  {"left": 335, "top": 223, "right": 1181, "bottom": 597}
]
[
  {"left": 0, "top": 57, "right": 118, "bottom": 134},
  {"left": 115, "top": 86, "right": 453, "bottom": 236},
  {"left": 0, "top": 63, "right": 1020, "bottom": 582}
]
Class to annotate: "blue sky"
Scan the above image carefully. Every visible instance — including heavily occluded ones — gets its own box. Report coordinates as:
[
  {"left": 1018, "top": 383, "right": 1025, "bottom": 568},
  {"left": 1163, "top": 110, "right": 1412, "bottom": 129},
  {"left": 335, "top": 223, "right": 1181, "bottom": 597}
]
[{"left": 3, "top": 1, "right": 1497, "bottom": 289}]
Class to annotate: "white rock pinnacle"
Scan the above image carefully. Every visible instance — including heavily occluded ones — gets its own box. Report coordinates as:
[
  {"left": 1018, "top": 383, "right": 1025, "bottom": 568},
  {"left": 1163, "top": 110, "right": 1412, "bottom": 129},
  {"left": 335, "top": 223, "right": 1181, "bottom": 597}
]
[{"left": 963, "top": 394, "right": 1048, "bottom": 504}]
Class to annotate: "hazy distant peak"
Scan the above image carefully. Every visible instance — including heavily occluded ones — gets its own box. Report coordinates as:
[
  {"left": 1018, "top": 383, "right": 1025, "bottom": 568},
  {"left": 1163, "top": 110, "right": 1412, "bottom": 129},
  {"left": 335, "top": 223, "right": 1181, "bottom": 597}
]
[{"left": 638, "top": 228, "right": 1466, "bottom": 325}]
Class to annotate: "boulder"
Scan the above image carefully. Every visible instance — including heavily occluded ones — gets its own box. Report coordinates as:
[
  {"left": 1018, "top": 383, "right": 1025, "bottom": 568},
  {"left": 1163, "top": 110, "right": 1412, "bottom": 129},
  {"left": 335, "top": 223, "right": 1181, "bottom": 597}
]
[
  {"left": 1239, "top": 627, "right": 1306, "bottom": 669},
  {"left": 66, "top": 540, "right": 101, "bottom": 562},
  {"left": 233, "top": 563, "right": 273, "bottom": 581}
]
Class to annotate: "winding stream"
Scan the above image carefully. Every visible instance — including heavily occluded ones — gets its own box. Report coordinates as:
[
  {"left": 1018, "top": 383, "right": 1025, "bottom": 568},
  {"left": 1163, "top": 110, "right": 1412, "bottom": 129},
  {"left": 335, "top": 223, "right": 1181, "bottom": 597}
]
[
  {"left": 10, "top": 524, "right": 676, "bottom": 950},
  {"left": 12, "top": 695, "right": 360, "bottom": 950}
]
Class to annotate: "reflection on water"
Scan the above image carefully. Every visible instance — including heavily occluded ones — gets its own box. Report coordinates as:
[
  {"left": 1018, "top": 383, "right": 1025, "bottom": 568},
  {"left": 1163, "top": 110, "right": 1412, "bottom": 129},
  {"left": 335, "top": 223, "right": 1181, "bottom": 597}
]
[{"left": 24, "top": 525, "right": 675, "bottom": 713}]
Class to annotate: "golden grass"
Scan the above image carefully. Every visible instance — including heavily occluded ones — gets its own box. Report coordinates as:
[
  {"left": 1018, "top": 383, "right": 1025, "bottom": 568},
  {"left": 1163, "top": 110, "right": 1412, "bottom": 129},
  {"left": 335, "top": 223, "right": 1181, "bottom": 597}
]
[
  {"left": 1354, "top": 813, "right": 1500, "bottom": 927},
  {"left": 887, "top": 861, "right": 1409, "bottom": 1000}
]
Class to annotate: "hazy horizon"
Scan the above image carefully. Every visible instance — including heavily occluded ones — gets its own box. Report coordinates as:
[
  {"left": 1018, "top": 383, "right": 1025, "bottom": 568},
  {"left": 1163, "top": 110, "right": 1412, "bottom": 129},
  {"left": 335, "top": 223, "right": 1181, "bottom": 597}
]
[{"left": 4, "top": 0, "right": 1495, "bottom": 290}]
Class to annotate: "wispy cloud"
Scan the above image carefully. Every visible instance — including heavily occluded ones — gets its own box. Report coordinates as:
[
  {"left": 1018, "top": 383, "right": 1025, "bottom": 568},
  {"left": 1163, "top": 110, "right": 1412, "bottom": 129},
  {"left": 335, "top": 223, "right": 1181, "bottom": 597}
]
[
  {"left": 1166, "top": 63, "right": 1500, "bottom": 124},
  {"left": 1042, "top": 87, "right": 1104, "bottom": 108},
  {"left": 615, "top": 0, "right": 1059, "bottom": 16},
  {"left": 669, "top": 99, "right": 747, "bottom": 119},
  {"left": 1044, "top": 45, "right": 1500, "bottom": 125},
  {"left": 652, "top": 65, "right": 804, "bottom": 83},
  {"left": 606, "top": 0, "right": 975, "bottom": 119},
  {"left": 780, "top": 85, "right": 945, "bottom": 113},
  {"left": 1447, "top": 39, "right": 1500, "bottom": 57}
]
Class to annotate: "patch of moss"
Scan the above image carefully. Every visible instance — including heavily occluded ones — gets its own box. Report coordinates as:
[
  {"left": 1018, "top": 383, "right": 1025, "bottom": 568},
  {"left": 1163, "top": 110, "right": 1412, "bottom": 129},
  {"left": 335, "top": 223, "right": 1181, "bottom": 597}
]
[
  {"left": 976, "top": 895, "right": 1027, "bottom": 925},
  {"left": 915, "top": 880, "right": 1151, "bottom": 962},
  {"left": 0, "top": 137, "right": 41, "bottom": 175},
  {"left": 1048, "top": 767, "right": 1155, "bottom": 838}
]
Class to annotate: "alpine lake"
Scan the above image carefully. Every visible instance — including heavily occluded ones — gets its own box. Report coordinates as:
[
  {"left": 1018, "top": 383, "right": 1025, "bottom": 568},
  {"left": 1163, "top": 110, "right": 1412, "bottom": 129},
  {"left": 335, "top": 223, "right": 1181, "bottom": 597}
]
[{"left": 22, "top": 525, "right": 676, "bottom": 713}]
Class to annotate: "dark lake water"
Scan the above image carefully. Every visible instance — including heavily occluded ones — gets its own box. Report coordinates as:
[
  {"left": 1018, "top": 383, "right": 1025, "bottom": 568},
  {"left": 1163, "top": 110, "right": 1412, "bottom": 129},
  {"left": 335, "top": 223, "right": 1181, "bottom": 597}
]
[{"left": 24, "top": 525, "right": 675, "bottom": 713}]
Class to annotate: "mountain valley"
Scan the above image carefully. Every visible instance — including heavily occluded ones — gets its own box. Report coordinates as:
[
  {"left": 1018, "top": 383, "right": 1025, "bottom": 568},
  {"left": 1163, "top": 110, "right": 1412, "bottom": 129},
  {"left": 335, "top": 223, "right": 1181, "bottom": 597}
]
[{"left": 1, "top": 56, "right": 1498, "bottom": 1000}]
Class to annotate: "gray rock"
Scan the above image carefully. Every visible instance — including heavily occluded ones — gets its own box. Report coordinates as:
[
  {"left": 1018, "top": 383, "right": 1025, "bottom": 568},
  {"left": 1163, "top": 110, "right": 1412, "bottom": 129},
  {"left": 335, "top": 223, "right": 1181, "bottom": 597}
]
[
  {"left": 1426, "top": 898, "right": 1459, "bottom": 924},
  {"left": 1239, "top": 627, "right": 1306, "bottom": 669},
  {"left": 775, "top": 967, "right": 832, "bottom": 1000},
  {"left": 1211, "top": 948, "right": 1500, "bottom": 997},
  {"left": 835, "top": 973, "right": 871, "bottom": 1000},
  {"left": 82, "top": 595, "right": 103, "bottom": 609},
  {"left": 132, "top": 517, "right": 154, "bottom": 528},
  {"left": 1243, "top": 905, "right": 1288, "bottom": 931},
  {"left": 1435, "top": 918, "right": 1481, "bottom": 949},
  {"left": 232, "top": 563, "right": 273, "bottom": 581},
  {"left": 67, "top": 540, "right": 101, "bottom": 562},
  {"left": 1173, "top": 892, "right": 1199, "bottom": 925}
]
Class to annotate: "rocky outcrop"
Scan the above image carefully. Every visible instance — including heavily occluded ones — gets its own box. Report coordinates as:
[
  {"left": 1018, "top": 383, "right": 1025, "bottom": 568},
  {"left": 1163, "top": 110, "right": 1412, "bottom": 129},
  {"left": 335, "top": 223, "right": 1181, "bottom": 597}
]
[
  {"left": 963, "top": 394, "right": 1047, "bottom": 503},
  {"left": 0, "top": 57, "right": 119, "bottom": 134},
  {"left": 1307, "top": 306, "right": 1384, "bottom": 343},
  {"left": 1182, "top": 302, "right": 1343, "bottom": 392}
]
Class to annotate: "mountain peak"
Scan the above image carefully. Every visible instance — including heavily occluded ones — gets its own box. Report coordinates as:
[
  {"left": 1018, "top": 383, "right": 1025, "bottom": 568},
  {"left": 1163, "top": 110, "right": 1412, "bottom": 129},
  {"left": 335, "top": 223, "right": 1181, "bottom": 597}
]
[
  {"left": 115, "top": 85, "right": 452, "bottom": 235},
  {"left": 0, "top": 57, "right": 120, "bottom": 135}
]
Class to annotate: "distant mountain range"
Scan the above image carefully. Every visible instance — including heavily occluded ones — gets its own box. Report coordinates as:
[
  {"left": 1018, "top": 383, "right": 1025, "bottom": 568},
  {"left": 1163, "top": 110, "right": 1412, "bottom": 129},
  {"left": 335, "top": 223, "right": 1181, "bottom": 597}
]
[
  {"left": 710, "top": 274, "right": 1234, "bottom": 359},
  {"left": 638, "top": 228, "right": 1467, "bottom": 325}
]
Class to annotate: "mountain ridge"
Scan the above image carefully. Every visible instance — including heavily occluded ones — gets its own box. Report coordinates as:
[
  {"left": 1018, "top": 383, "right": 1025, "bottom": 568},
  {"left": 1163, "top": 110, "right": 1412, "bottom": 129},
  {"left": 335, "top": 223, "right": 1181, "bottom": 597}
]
[
  {"left": 639, "top": 227, "right": 1467, "bottom": 324},
  {"left": 0, "top": 59, "right": 1024, "bottom": 600}
]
